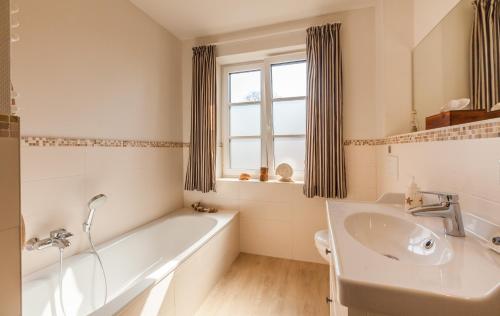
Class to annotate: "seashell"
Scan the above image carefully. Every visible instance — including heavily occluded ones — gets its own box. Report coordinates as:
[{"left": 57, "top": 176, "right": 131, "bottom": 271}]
[
  {"left": 239, "top": 173, "right": 251, "bottom": 181},
  {"left": 275, "top": 163, "right": 294, "bottom": 182}
]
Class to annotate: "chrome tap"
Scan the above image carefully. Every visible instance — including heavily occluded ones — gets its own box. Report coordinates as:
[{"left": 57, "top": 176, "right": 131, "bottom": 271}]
[
  {"left": 409, "top": 191, "right": 465, "bottom": 237},
  {"left": 25, "top": 228, "right": 73, "bottom": 251}
]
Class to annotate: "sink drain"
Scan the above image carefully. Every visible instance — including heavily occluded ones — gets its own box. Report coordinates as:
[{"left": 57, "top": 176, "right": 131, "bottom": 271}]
[
  {"left": 383, "top": 254, "right": 399, "bottom": 261},
  {"left": 423, "top": 239, "right": 435, "bottom": 249}
]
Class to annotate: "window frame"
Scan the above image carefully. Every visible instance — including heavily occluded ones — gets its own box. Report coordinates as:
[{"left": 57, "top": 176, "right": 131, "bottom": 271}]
[{"left": 222, "top": 52, "right": 307, "bottom": 179}]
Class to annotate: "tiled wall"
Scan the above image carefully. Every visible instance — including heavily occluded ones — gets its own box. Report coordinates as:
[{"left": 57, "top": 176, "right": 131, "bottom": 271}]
[
  {"left": 21, "top": 143, "right": 184, "bottom": 275},
  {"left": 183, "top": 145, "right": 378, "bottom": 264},
  {"left": 13, "top": 0, "right": 186, "bottom": 276},
  {"left": 184, "top": 119, "right": 500, "bottom": 263},
  {"left": 377, "top": 137, "right": 500, "bottom": 224}
]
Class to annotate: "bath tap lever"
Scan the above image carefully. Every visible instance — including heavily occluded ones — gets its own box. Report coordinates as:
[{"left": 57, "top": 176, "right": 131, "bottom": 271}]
[
  {"left": 25, "top": 228, "right": 73, "bottom": 251},
  {"left": 409, "top": 191, "right": 465, "bottom": 237}
]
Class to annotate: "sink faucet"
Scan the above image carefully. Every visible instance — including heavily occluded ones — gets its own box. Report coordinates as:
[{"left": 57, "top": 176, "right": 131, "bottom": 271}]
[
  {"left": 409, "top": 191, "right": 465, "bottom": 237},
  {"left": 25, "top": 228, "right": 73, "bottom": 250}
]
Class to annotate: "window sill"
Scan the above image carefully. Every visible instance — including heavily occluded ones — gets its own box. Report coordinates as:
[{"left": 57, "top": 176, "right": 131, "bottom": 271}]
[{"left": 217, "top": 177, "right": 304, "bottom": 185}]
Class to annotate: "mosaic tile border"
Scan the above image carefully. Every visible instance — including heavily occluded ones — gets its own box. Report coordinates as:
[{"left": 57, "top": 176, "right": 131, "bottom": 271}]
[
  {"left": 21, "top": 136, "right": 188, "bottom": 148},
  {"left": 344, "top": 118, "right": 500, "bottom": 146},
  {"left": 17, "top": 118, "right": 500, "bottom": 147},
  {"left": 0, "top": 114, "right": 19, "bottom": 138}
]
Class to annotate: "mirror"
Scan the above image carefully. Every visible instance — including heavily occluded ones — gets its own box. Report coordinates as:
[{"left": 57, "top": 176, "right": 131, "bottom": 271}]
[{"left": 412, "top": 0, "right": 500, "bottom": 130}]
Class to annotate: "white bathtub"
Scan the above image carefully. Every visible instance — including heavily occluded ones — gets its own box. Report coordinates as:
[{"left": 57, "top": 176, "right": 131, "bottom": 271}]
[{"left": 22, "top": 209, "right": 239, "bottom": 316}]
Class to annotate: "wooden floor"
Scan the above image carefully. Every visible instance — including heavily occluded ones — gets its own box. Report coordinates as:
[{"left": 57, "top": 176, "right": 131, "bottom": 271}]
[{"left": 195, "top": 253, "right": 330, "bottom": 316}]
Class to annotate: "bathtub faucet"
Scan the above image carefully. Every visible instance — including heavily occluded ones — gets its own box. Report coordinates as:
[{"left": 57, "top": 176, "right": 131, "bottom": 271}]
[{"left": 25, "top": 228, "right": 73, "bottom": 251}]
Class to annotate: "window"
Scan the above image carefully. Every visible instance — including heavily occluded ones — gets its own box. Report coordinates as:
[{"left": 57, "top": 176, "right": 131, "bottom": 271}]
[{"left": 222, "top": 54, "right": 307, "bottom": 178}]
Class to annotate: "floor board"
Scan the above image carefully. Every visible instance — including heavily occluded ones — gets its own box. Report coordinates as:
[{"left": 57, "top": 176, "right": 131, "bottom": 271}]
[{"left": 195, "top": 253, "right": 330, "bottom": 316}]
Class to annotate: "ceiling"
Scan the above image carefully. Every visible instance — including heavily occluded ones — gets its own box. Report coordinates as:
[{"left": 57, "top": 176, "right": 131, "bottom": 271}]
[{"left": 129, "top": 0, "right": 375, "bottom": 39}]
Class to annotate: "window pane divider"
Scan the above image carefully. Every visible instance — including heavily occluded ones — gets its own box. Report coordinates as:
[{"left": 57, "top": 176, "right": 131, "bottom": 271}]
[
  {"left": 228, "top": 135, "right": 261, "bottom": 139},
  {"left": 229, "top": 101, "right": 261, "bottom": 106},
  {"left": 272, "top": 96, "right": 306, "bottom": 102},
  {"left": 273, "top": 134, "right": 306, "bottom": 138}
]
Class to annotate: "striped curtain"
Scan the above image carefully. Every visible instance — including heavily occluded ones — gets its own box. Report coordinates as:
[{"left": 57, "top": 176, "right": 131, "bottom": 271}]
[
  {"left": 184, "top": 45, "right": 217, "bottom": 193},
  {"left": 470, "top": 0, "right": 500, "bottom": 111},
  {"left": 303, "top": 24, "right": 347, "bottom": 199}
]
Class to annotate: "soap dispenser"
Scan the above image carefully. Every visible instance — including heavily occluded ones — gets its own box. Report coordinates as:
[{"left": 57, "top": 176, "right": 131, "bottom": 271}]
[{"left": 405, "top": 177, "right": 423, "bottom": 211}]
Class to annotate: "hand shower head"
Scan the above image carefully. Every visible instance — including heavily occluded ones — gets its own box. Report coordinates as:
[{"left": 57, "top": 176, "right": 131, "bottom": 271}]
[
  {"left": 88, "top": 194, "right": 107, "bottom": 210},
  {"left": 83, "top": 194, "right": 107, "bottom": 233}
]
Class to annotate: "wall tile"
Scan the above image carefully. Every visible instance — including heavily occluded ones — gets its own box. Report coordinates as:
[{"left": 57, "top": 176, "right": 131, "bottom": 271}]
[
  {"left": 240, "top": 217, "right": 293, "bottom": 259},
  {"left": 377, "top": 138, "right": 500, "bottom": 224},
  {"left": 22, "top": 146, "right": 185, "bottom": 275},
  {"left": 239, "top": 181, "right": 305, "bottom": 203},
  {"left": 21, "top": 145, "right": 85, "bottom": 182},
  {"left": 291, "top": 200, "right": 328, "bottom": 263},
  {"left": 21, "top": 176, "right": 86, "bottom": 274},
  {"left": 238, "top": 200, "right": 292, "bottom": 221},
  {"left": 183, "top": 144, "right": 377, "bottom": 264}
]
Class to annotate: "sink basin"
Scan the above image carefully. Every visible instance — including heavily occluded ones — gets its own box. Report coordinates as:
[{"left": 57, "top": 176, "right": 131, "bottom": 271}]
[
  {"left": 327, "top": 198, "right": 500, "bottom": 316},
  {"left": 344, "top": 212, "right": 452, "bottom": 265}
]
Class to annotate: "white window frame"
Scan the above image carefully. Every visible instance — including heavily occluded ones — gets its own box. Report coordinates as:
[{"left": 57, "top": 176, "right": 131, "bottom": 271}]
[{"left": 222, "top": 52, "right": 307, "bottom": 179}]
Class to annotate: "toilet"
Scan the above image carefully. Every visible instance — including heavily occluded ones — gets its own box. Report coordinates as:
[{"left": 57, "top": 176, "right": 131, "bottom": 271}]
[{"left": 314, "top": 230, "right": 331, "bottom": 263}]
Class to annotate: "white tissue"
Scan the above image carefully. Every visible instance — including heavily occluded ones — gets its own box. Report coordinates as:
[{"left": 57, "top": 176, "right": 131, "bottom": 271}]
[{"left": 441, "top": 98, "right": 471, "bottom": 112}]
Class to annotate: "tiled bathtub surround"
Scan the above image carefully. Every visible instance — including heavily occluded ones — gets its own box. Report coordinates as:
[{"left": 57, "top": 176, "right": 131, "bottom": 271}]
[{"left": 21, "top": 143, "right": 184, "bottom": 275}]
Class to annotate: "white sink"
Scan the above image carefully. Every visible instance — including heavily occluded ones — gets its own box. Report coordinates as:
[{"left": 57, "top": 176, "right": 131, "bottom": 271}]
[
  {"left": 344, "top": 212, "right": 452, "bottom": 266},
  {"left": 326, "top": 197, "right": 500, "bottom": 316}
]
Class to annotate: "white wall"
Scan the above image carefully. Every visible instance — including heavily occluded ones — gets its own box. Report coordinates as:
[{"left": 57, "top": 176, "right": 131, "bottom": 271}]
[
  {"left": 12, "top": 0, "right": 182, "bottom": 140},
  {"left": 413, "top": 0, "right": 461, "bottom": 47},
  {"left": 13, "top": 0, "right": 185, "bottom": 275},
  {"left": 182, "top": 8, "right": 379, "bottom": 264},
  {"left": 188, "top": 8, "right": 378, "bottom": 141},
  {"left": 374, "top": 0, "right": 414, "bottom": 137}
]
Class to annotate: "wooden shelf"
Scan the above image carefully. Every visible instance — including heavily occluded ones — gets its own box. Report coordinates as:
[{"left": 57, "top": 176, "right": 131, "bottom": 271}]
[{"left": 425, "top": 110, "right": 486, "bottom": 130}]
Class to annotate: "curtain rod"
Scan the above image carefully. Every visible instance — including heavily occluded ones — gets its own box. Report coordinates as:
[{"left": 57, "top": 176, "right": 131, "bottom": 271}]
[{"left": 199, "top": 22, "right": 340, "bottom": 46}]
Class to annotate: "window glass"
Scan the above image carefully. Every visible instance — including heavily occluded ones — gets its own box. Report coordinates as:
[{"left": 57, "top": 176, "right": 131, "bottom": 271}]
[
  {"left": 230, "top": 138, "right": 261, "bottom": 170},
  {"left": 272, "top": 99, "right": 306, "bottom": 135},
  {"left": 230, "top": 70, "right": 261, "bottom": 103},
  {"left": 225, "top": 59, "right": 307, "bottom": 175},
  {"left": 274, "top": 137, "right": 305, "bottom": 171},
  {"left": 230, "top": 104, "right": 261, "bottom": 137},
  {"left": 271, "top": 62, "right": 307, "bottom": 98}
]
